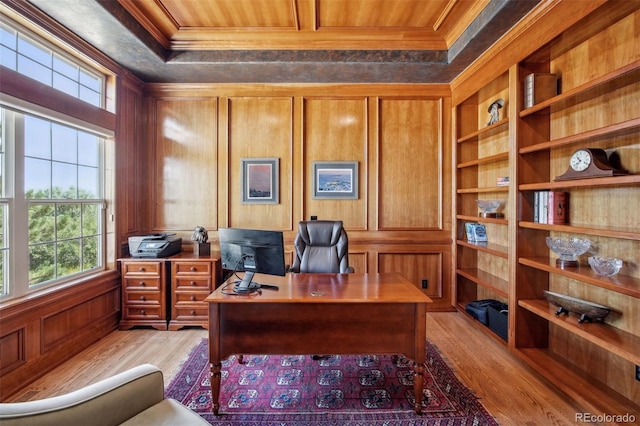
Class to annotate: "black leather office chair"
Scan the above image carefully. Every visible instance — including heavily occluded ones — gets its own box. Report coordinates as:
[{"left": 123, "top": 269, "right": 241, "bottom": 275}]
[
  {"left": 290, "top": 220, "right": 353, "bottom": 361},
  {"left": 290, "top": 220, "right": 354, "bottom": 273}
]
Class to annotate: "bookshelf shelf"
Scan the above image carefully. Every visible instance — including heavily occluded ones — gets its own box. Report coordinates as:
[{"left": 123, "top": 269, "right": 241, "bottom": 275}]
[
  {"left": 457, "top": 118, "right": 509, "bottom": 143},
  {"left": 518, "top": 298, "right": 640, "bottom": 365}
]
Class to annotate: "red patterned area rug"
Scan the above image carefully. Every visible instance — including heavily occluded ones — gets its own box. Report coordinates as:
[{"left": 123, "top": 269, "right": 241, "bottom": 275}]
[{"left": 166, "top": 338, "right": 498, "bottom": 425}]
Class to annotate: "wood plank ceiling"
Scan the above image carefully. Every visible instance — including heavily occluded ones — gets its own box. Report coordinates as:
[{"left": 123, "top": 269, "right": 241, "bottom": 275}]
[
  {"left": 22, "top": 0, "right": 540, "bottom": 83},
  {"left": 117, "top": 0, "right": 488, "bottom": 51}
]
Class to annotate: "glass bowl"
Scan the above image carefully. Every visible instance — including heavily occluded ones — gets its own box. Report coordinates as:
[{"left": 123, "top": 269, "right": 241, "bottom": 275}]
[
  {"left": 588, "top": 256, "right": 622, "bottom": 276},
  {"left": 546, "top": 237, "right": 591, "bottom": 268},
  {"left": 476, "top": 199, "right": 503, "bottom": 218}
]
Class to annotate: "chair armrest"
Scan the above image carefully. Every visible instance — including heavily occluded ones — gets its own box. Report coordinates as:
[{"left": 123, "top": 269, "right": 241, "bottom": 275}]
[{"left": 0, "top": 364, "right": 165, "bottom": 426}]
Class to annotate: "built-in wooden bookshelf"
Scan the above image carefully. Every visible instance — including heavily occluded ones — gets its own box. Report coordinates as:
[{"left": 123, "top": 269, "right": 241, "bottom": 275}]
[
  {"left": 454, "top": 70, "right": 511, "bottom": 336},
  {"left": 454, "top": 2, "right": 640, "bottom": 416}
]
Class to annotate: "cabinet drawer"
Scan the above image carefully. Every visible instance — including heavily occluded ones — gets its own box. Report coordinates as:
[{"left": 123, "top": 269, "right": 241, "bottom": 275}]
[
  {"left": 173, "top": 291, "right": 209, "bottom": 304},
  {"left": 174, "top": 277, "right": 211, "bottom": 290},
  {"left": 174, "top": 261, "right": 211, "bottom": 275},
  {"left": 123, "top": 306, "right": 163, "bottom": 319},
  {"left": 123, "top": 277, "right": 162, "bottom": 290},
  {"left": 124, "top": 290, "right": 162, "bottom": 304},
  {"left": 173, "top": 306, "right": 209, "bottom": 320},
  {"left": 122, "top": 261, "right": 162, "bottom": 275}
]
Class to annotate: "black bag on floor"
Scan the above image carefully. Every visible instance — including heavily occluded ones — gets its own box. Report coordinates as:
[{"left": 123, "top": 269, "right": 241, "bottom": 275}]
[{"left": 465, "top": 299, "right": 507, "bottom": 325}]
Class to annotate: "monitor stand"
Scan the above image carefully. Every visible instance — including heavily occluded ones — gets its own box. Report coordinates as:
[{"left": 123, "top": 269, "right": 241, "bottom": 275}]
[{"left": 233, "top": 272, "right": 279, "bottom": 293}]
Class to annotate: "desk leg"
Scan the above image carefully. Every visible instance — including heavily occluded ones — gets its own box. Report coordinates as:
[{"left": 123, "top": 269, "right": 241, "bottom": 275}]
[
  {"left": 210, "top": 362, "right": 221, "bottom": 415},
  {"left": 413, "top": 363, "right": 424, "bottom": 414}
]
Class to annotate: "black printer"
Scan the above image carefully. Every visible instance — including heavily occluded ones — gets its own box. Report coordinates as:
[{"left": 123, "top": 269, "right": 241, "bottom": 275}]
[{"left": 128, "top": 233, "right": 182, "bottom": 258}]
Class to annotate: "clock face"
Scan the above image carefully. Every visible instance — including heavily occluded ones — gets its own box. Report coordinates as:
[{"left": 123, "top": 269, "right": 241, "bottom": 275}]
[{"left": 570, "top": 149, "right": 592, "bottom": 172}]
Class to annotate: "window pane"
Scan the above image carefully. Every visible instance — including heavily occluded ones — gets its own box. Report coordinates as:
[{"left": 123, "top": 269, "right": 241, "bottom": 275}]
[
  {"left": 53, "top": 73, "right": 79, "bottom": 98},
  {"left": 79, "top": 70, "right": 100, "bottom": 91},
  {"left": 29, "top": 242, "right": 55, "bottom": 285},
  {"left": 52, "top": 123, "right": 77, "bottom": 163},
  {"left": 0, "top": 24, "right": 17, "bottom": 49},
  {"left": 17, "top": 55, "right": 51, "bottom": 86},
  {"left": 53, "top": 55, "right": 78, "bottom": 79},
  {"left": 57, "top": 238, "right": 80, "bottom": 277},
  {"left": 29, "top": 204, "right": 55, "bottom": 243},
  {"left": 79, "top": 86, "right": 100, "bottom": 107},
  {"left": 82, "top": 236, "right": 98, "bottom": 271},
  {"left": 25, "top": 115, "right": 51, "bottom": 159},
  {"left": 56, "top": 204, "right": 81, "bottom": 239},
  {"left": 0, "top": 46, "right": 16, "bottom": 70},
  {"left": 52, "top": 162, "right": 77, "bottom": 198},
  {"left": 78, "top": 166, "right": 98, "bottom": 198},
  {"left": 25, "top": 157, "right": 51, "bottom": 198},
  {"left": 78, "top": 132, "right": 99, "bottom": 167},
  {"left": 17, "top": 36, "right": 50, "bottom": 66},
  {"left": 82, "top": 204, "right": 99, "bottom": 235}
]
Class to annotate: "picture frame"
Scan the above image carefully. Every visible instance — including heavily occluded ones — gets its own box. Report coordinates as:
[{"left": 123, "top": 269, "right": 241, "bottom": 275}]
[
  {"left": 241, "top": 158, "right": 279, "bottom": 204},
  {"left": 312, "top": 161, "right": 358, "bottom": 199}
]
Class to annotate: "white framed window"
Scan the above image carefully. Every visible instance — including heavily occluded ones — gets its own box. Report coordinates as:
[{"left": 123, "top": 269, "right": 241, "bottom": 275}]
[
  {"left": 1, "top": 108, "right": 107, "bottom": 299},
  {"left": 0, "top": 19, "right": 103, "bottom": 108},
  {"left": 0, "top": 17, "right": 112, "bottom": 300}
]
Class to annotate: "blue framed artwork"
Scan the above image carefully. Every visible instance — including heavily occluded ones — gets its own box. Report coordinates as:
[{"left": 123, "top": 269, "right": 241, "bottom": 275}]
[{"left": 312, "top": 161, "right": 358, "bottom": 199}]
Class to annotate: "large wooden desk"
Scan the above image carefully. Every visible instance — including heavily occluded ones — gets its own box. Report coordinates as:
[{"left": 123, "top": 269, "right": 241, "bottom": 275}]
[{"left": 205, "top": 272, "right": 432, "bottom": 415}]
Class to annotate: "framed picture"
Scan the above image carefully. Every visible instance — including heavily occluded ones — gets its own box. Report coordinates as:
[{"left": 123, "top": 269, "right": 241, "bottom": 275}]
[
  {"left": 241, "top": 158, "right": 279, "bottom": 204},
  {"left": 312, "top": 161, "right": 358, "bottom": 199}
]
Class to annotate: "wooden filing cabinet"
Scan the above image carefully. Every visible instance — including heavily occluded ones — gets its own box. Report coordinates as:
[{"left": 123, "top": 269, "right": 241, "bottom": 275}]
[
  {"left": 168, "top": 254, "right": 220, "bottom": 330},
  {"left": 118, "top": 259, "right": 168, "bottom": 330},
  {"left": 118, "top": 252, "right": 220, "bottom": 330}
]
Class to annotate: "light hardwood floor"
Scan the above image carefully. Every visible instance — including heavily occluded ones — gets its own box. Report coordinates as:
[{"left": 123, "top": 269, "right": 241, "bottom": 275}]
[{"left": 7, "top": 312, "right": 589, "bottom": 425}]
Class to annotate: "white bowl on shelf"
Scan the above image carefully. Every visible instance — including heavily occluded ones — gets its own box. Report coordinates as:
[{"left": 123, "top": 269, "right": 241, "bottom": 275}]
[{"left": 588, "top": 256, "right": 622, "bottom": 276}]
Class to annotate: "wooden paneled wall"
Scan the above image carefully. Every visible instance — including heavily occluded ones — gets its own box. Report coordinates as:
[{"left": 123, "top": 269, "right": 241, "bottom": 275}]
[
  {"left": 0, "top": 272, "right": 120, "bottom": 399},
  {"left": 140, "top": 84, "right": 453, "bottom": 310}
]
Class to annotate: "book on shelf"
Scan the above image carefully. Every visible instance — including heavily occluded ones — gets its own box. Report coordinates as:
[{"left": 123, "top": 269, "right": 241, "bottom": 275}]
[
  {"left": 496, "top": 176, "right": 509, "bottom": 187},
  {"left": 534, "top": 191, "right": 568, "bottom": 224},
  {"left": 465, "top": 222, "right": 488, "bottom": 242},
  {"left": 534, "top": 191, "right": 548, "bottom": 224},
  {"left": 547, "top": 191, "right": 568, "bottom": 224},
  {"left": 524, "top": 73, "right": 558, "bottom": 108}
]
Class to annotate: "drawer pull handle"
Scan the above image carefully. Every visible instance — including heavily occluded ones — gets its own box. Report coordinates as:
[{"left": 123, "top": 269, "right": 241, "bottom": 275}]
[
  {"left": 190, "top": 310, "right": 196, "bottom": 316},
  {"left": 190, "top": 267, "right": 196, "bottom": 272},
  {"left": 190, "top": 296, "right": 196, "bottom": 301},
  {"left": 138, "top": 267, "right": 145, "bottom": 272},
  {"left": 140, "top": 295, "right": 146, "bottom": 301},
  {"left": 139, "top": 281, "right": 145, "bottom": 286},
  {"left": 191, "top": 281, "right": 196, "bottom": 286},
  {"left": 140, "top": 310, "right": 146, "bottom": 315}
]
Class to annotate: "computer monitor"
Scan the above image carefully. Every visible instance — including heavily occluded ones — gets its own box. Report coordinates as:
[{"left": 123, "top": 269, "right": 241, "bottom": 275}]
[{"left": 218, "top": 227, "right": 286, "bottom": 294}]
